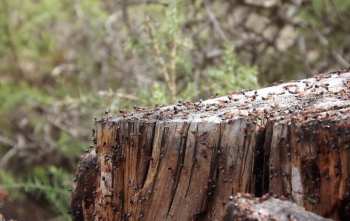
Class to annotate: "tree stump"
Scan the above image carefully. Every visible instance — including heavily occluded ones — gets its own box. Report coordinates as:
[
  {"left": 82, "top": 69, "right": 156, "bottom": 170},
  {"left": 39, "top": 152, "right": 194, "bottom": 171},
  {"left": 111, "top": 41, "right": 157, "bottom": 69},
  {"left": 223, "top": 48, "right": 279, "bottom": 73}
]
[
  {"left": 71, "top": 70, "right": 350, "bottom": 221},
  {"left": 223, "top": 193, "right": 332, "bottom": 221}
]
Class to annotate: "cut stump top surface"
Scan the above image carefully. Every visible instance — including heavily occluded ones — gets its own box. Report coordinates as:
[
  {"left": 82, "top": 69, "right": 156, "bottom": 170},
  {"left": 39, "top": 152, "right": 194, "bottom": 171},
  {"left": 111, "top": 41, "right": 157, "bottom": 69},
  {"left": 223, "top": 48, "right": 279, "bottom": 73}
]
[{"left": 109, "top": 70, "right": 350, "bottom": 124}]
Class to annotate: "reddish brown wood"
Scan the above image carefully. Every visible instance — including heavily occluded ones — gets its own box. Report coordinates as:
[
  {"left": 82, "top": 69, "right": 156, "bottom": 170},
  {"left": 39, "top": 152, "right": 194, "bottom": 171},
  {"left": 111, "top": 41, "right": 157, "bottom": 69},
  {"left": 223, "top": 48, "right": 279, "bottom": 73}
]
[
  {"left": 71, "top": 70, "right": 350, "bottom": 221},
  {"left": 265, "top": 107, "right": 350, "bottom": 220},
  {"left": 71, "top": 150, "right": 98, "bottom": 221}
]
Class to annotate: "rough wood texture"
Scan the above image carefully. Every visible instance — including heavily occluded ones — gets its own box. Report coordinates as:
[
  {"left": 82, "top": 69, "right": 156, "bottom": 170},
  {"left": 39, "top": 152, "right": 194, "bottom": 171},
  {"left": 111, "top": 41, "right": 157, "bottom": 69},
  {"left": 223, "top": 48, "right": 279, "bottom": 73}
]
[
  {"left": 223, "top": 193, "right": 332, "bottom": 221},
  {"left": 71, "top": 70, "right": 350, "bottom": 221},
  {"left": 264, "top": 107, "right": 350, "bottom": 220}
]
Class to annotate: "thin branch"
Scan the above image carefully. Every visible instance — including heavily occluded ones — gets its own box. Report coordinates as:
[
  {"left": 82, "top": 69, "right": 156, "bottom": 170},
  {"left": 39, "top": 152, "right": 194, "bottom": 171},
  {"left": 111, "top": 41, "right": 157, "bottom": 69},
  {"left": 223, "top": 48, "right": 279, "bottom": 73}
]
[
  {"left": 332, "top": 50, "right": 350, "bottom": 67},
  {"left": 0, "top": 135, "right": 25, "bottom": 169},
  {"left": 125, "top": 0, "right": 168, "bottom": 7},
  {"left": 203, "top": 0, "right": 228, "bottom": 42},
  {"left": 121, "top": 0, "right": 138, "bottom": 38},
  {"left": 169, "top": 38, "right": 178, "bottom": 101},
  {"left": 115, "top": 92, "right": 139, "bottom": 100},
  {"left": 145, "top": 17, "right": 175, "bottom": 100},
  {"left": 0, "top": 135, "right": 15, "bottom": 147},
  {"left": 0, "top": 146, "right": 18, "bottom": 168}
]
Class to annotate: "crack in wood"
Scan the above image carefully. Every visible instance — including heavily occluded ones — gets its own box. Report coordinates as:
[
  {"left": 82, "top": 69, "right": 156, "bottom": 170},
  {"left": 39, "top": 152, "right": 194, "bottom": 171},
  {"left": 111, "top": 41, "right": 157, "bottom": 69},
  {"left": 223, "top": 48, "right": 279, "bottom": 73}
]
[
  {"left": 72, "top": 71, "right": 350, "bottom": 221},
  {"left": 185, "top": 124, "right": 199, "bottom": 198},
  {"left": 166, "top": 123, "right": 190, "bottom": 217}
]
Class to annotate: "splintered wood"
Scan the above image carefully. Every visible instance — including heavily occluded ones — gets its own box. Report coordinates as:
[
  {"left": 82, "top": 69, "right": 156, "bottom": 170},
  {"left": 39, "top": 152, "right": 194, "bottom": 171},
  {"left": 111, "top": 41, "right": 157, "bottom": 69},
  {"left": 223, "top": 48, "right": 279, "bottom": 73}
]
[{"left": 71, "top": 70, "right": 350, "bottom": 221}]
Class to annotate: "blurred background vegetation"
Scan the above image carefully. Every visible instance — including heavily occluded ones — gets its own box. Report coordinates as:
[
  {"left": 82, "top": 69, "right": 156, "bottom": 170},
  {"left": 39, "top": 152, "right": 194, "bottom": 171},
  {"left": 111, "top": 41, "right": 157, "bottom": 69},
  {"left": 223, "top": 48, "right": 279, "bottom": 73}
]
[{"left": 0, "top": 0, "right": 349, "bottom": 220}]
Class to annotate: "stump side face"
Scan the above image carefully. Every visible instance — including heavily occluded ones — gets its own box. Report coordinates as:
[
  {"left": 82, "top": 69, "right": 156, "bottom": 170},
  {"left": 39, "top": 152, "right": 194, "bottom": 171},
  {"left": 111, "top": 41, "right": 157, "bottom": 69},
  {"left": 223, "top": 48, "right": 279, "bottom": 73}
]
[
  {"left": 267, "top": 110, "right": 350, "bottom": 220},
  {"left": 72, "top": 71, "right": 350, "bottom": 221},
  {"left": 86, "top": 120, "right": 262, "bottom": 221}
]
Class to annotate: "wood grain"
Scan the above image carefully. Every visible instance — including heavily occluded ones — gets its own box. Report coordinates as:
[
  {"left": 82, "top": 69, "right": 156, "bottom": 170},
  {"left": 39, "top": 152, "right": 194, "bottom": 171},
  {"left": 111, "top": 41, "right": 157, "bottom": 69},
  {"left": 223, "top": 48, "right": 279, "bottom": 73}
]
[{"left": 72, "top": 70, "right": 350, "bottom": 221}]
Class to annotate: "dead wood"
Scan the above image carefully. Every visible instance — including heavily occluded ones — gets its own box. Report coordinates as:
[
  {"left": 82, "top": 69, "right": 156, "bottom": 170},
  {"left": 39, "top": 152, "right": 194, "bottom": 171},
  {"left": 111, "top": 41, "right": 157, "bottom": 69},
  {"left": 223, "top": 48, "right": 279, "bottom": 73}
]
[
  {"left": 71, "top": 70, "right": 350, "bottom": 221},
  {"left": 223, "top": 193, "right": 332, "bottom": 221}
]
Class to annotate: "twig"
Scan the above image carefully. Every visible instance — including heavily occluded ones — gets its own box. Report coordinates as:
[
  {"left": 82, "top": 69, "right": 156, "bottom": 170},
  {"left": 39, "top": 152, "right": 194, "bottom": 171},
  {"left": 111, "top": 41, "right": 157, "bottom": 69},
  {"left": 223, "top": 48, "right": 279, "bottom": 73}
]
[
  {"left": 145, "top": 17, "right": 176, "bottom": 101},
  {"left": 203, "top": 0, "right": 228, "bottom": 42},
  {"left": 332, "top": 50, "right": 350, "bottom": 67},
  {"left": 0, "top": 135, "right": 25, "bottom": 169},
  {"left": 0, "top": 135, "right": 15, "bottom": 147},
  {"left": 98, "top": 90, "right": 139, "bottom": 100},
  {"left": 0, "top": 147, "right": 18, "bottom": 169},
  {"left": 115, "top": 92, "right": 139, "bottom": 100},
  {"left": 125, "top": 0, "right": 168, "bottom": 7},
  {"left": 169, "top": 35, "right": 178, "bottom": 101},
  {"left": 121, "top": 0, "right": 139, "bottom": 38}
]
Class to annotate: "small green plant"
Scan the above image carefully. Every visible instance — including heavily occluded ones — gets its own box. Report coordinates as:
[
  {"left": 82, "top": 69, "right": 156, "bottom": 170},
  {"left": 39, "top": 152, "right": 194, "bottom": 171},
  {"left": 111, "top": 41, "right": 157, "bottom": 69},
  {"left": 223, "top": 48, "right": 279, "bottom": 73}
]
[
  {"left": 139, "top": 0, "right": 258, "bottom": 103},
  {"left": 207, "top": 45, "right": 259, "bottom": 95},
  {"left": 142, "top": 0, "right": 190, "bottom": 103}
]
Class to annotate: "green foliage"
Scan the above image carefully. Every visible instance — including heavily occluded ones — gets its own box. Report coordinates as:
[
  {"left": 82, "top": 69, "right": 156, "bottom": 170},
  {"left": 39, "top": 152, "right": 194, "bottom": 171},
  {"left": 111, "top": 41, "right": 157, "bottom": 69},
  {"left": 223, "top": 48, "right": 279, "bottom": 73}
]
[
  {"left": 207, "top": 46, "right": 258, "bottom": 95},
  {"left": 138, "top": 0, "right": 258, "bottom": 102},
  {"left": 0, "top": 83, "right": 52, "bottom": 135},
  {"left": 0, "top": 83, "right": 52, "bottom": 113},
  {"left": 300, "top": 0, "right": 350, "bottom": 25},
  {"left": 138, "top": 82, "right": 177, "bottom": 106},
  {"left": 311, "top": 0, "right": 350, "bottom": 15},
  {"left": 0, "top": 0, "right": 260, "bottom": 219},
  {"left": 140, "top": 0, "right": 194, "bottom": 102},
  {"left": 0, "top": 167, "right": 72, "bottom": 221},
  {"left": 0, "top": 0, "right": 61, "bottom": 69},
  {"left": 57, "top": 132, "right": 86, "bottom": 157}
]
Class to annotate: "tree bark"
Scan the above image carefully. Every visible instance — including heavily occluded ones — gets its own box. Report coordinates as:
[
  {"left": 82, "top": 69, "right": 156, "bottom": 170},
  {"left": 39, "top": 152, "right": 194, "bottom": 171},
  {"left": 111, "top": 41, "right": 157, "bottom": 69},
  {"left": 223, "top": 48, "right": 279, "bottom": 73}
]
[
  {"left": 71, "top": 70, "right": 350, "bottom": 221},
  {"left": 223, "top": 193, "right": 332, "bottom": 221}
]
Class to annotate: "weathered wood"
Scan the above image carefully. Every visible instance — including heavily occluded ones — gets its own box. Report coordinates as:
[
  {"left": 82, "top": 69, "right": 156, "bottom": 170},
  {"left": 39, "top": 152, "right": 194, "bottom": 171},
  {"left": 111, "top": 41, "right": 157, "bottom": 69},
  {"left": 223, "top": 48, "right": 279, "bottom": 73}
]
[
  {"left": 223, "top": 193, "right": 332, "bottom": 221},
  {"left": 265, "top": 107, "right": 350, "bottom": 220},
  {"left": 71, "top": 70, "right": 350, "bottom": 221},
  {"left": 71, "top": 150, "right": 98, "bottom": 221}
]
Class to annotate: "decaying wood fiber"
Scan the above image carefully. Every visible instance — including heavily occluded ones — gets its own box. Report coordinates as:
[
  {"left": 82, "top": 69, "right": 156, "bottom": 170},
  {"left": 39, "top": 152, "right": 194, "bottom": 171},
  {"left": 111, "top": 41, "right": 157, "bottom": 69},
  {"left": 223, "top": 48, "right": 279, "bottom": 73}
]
[
  {"left": 223, "top": 193, "right": 332, "bottom": 221},
  {"left": 72, "top": 70, "right": 350, "bottom": 221}
]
